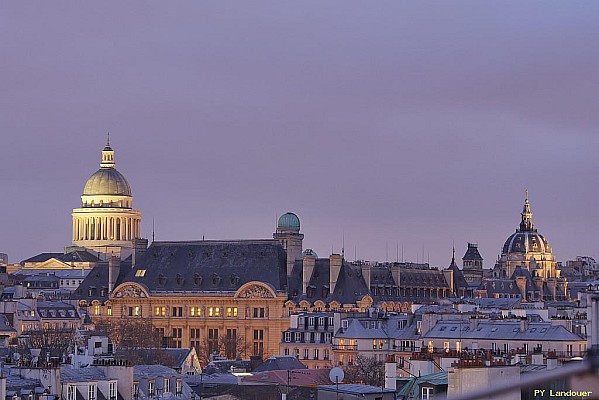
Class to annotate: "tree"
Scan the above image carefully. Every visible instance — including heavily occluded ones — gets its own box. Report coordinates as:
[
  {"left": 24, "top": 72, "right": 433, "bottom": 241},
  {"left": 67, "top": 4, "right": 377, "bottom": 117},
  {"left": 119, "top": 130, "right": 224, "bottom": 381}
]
[
  {"left": 194, "top": 334, "right": 251, "bottom": 366},
  {"left": 343, "top": 354, "right": 385, "bottom": 387},
  {"left": 93, "top": 318, "right": 174, "bottom": 365},
  {"left": 18, "top": 327, "right": 77, "bottom": 364},
  {"left": 94, "top": 318, "right": 162, "bottom": 349}
]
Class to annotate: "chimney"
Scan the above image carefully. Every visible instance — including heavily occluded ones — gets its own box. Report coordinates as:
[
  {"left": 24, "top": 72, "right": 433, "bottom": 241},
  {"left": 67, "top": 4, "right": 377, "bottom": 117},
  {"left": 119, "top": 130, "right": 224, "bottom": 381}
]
[
  {"left": 362, "top": 264, "right": 372, "bottom": 290},
  {"left": 516, "top": 276, "right": 527, "bottom": 300},
  {"left": 132, "top": 238, "right": 148, "bottom": 267},
  {"left": 329, "top": 254, "right": 343, "bottom": 294},
  {"left": 546, "top": 278, "right": 557, "bottom": 301},
  {"left": 547, "top": 354, "right": 558, "bottom": 370},
  {"left": 392, "top": 266, "right": 400, "bottom": 288},
  {"left": 108, "top": 254, "right": 121, "bottom": 292},
  {"left": 519, "top": 317, "right": 529, "bottom": 332},
  {"left": 469, "top": 316, "right": 478, "bottom": 331},
  {"left": 443, "top": 269, "right": 454, "bottom": 295},
  {"left": 302, "top": 254, "right": 316, "bottom": 295}
]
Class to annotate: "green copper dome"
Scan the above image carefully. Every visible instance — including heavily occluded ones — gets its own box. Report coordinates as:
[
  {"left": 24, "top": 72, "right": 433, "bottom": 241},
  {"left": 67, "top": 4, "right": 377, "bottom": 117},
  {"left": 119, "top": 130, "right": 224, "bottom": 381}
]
[{"left": 277, "top": 212, "right": 300, "bottom": 232}]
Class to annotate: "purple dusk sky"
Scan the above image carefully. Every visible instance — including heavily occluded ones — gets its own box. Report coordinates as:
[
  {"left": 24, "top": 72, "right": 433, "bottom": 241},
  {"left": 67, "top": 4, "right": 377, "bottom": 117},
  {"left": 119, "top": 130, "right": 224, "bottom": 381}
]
[{"left": 1, "top": 2, "right": 598, "bottom": 267}]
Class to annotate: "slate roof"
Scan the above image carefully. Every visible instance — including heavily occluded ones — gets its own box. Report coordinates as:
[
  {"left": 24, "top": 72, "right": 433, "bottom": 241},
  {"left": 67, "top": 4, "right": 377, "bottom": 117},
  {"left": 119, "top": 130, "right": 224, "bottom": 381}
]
[
  {"left": 71, "top": 259, "right": 132, "bottom": 302},
  {"left": 244, "top": 369, "right": 331, "bottom": 386},
  {"left": 21, "top": 250, "right": 99, "bottom": 265},
  {"left": 251, "top": 356, "right": 307, "bottom": 372},
  {"left": 0, "top": 314, "right": 16, "bottom": 333},
  {"left": 124, "top": 240, "right": 287, "bottom": 293},
  {"left": 289, "top": 259, "right": 450, "bottom": 305},
  {"left": 423, "top": 321, "right": 585, "bottom": 341},
  {"left": 447, "top": 261, "right": 469, "bottom": 290},
  {"left": 463, "top": 245, "right": 483, "bottom": 261},
  {"left": 396, "top": 371, "right": 448, "bottom": 398},
  {"left": 21, "top": 253, "right": 63, "bottom": 264},
  {"left": 288, "top": 259, "right": 369, "bottom": 304},
  {"left": 477, "top": 279, "right": 522, "bottom": 296},
  {"left": 61, "top": 367, "right": 109, "bottom": 383},
  {"left": 319, "top": 384, "right": 396, "bottom": 394},
  {"left": 335, "top": 316, "right": 419, "bottom": 341},
  {"left": 134, "top": 365, "right": 179, "bottom": 379},
  {"left": 14, "top": 269, "right": 90, "bottom": 279},
  {"left": 467, "top": 298, "right": 521, "bottom": 309}
]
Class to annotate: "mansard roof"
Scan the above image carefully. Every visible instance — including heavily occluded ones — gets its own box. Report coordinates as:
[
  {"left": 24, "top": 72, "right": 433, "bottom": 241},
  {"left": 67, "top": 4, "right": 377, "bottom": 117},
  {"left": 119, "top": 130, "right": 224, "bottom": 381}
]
[
  {"left": 123, "top": 240, "right": 287, "bottom": 294},
  {"left": 289, "top": 258, "right": 451, "bottom": 305},
  {"left": 70, "top": 259, "right": 132, "bottom": 302},
  {"left": 423, "top": 320, "right": 584, "bottom": 342}
]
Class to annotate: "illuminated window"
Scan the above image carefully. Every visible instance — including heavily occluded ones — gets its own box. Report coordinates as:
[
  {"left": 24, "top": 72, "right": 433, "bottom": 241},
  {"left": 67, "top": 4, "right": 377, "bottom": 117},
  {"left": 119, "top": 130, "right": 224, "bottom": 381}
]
[
  {"left": 106, "top": 306, "right": 112, "bottom": 316},
  {"left": 154, "top": 306, "right": 166, "bottom": 316},
  {"left": 226, "top": 307, "right": 238, "bottom": 317},
  {"left": 94, "top": 305, "right": 100, "bottom": 315},
  {"left": 339, "top": 339, "right": 345, "bottom": 350},
  {"left": 190, "top": 307, "right": 201, "bottom": 317},
  {"left": 209, "top": 307, "right": 220, "bottom": 317},
  {"left": 135, "top": 270, "right": 146, "bottom": 277},
  {"left": 428, "top": 340, "right": 434, "bottom": 352}
]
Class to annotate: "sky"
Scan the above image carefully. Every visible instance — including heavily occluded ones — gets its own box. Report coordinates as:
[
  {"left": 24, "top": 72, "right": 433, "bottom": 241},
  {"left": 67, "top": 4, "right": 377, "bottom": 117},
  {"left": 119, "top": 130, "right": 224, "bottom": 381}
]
[{"left": 1, "top": 2, "right": 598, "bottom": 267}]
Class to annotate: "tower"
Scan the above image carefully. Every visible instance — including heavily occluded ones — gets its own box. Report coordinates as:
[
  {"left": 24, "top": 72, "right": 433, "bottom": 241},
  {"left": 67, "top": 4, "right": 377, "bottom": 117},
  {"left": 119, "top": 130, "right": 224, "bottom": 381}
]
[
  {"left": 273, "top": 212, "right": 304, "bottom": 276},
  {"left": 71, "top": 138, "right": 142, "bottom": 259},
  {"left": 462, "top": 243, "right": 483, "bottom": 284}
]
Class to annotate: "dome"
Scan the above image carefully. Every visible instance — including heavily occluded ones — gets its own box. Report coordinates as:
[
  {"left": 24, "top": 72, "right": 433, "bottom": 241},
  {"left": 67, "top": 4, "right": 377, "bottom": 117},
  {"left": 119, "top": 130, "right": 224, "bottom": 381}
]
[
  {"left": 277, "top": 212, "right": 300, "bottom": 232},
  {"left": 83, "top": 168, "right": 132, "bottom": 196},
  {"left": 502, "top": 231, "right": 551, "bottom": 254},
  {"left": 303, "top": 248, "right": 318, "bottom": 258}
]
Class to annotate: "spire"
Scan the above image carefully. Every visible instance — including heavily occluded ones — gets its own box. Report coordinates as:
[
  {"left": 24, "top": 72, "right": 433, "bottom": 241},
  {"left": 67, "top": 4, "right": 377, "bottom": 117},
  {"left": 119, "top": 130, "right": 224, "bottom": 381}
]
[
  {"left": 449, "top": 245, "right": 458, "bottom": 268},
  {"left": 519, "top": 189, "right": 534, "bottom": 231},
  {"left": 100, "top": 135, "right": 115, "bottom": 168}
]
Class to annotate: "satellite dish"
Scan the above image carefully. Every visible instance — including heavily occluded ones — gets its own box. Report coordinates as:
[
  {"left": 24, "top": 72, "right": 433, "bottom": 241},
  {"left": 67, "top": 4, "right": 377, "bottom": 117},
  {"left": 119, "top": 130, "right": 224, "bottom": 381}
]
[{"left": 329, "top": 367, "right": 344, "bottom": 383}]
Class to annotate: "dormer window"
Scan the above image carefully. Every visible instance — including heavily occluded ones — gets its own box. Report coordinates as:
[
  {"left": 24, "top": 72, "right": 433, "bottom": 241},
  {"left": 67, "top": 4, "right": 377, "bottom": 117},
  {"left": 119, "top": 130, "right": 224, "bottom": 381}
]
[{"left": 193, "top": 273, "right": 202, "bottom": 286}]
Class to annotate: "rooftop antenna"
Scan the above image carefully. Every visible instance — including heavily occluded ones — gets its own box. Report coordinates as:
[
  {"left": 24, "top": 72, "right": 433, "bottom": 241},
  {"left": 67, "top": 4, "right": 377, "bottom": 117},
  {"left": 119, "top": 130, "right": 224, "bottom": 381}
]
[
  {"left": 342, "top": 232, "right": 345, "bottom": 258},
  {"left": 396, "top": 243, "right": 399, "bottom": 263},
  {"left": 152, "top": 217, "right": 155, "bottom": 242},
  {"left": 401, "top": 244, "right": 404, "bottom": 263},
  {"left": 106, "top": 131, "right": 110, "bottom": 147},
  {"left": 354, "top": 246, "right": 357, "bottom": 262}
]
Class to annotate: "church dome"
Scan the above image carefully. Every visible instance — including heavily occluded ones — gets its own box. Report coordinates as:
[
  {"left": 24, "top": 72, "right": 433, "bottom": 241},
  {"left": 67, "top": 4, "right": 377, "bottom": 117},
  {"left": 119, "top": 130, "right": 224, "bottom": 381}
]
[
  {"left": 83, "top": 168, "right": 131, "bottom": 196},
  {"left": 277, "top": 212, "right": 300, "bottom": 232},
  {"left": 502, "top": 231, "right": 551, "bottom": 254},
  {"left": 82, "top": 139, "right": 132, "bottom": 196},
  {"left": 501, "top": 191, "right": 552, "bottom": 255}
]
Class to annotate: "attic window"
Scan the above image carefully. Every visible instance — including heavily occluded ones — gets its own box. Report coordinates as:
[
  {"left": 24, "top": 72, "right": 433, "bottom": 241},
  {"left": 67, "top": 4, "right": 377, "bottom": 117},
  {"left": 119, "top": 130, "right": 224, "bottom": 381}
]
[
  {"left": 230, "top": 274, "right": 239, "bottom": 286},
  {"left": 212, "top": 273, "right": 221, "bottom": 286},
  {"left": 450, "top": 327, "right": 457, "bottom": 331},
  {"left": 440, "top": 327, "right": 446, "bottom": 331},
  {"left": 541, "top": 328, "right": 547, "bottom": 333},
  {"left": 176, "top": 274, "right": 184, "bottom": 285},
  {"left": 193, "top": 273, "right": 202, "bottom": 286},
  {"left": 135, "top": 270, "right": 146, "bottom": 277}
]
